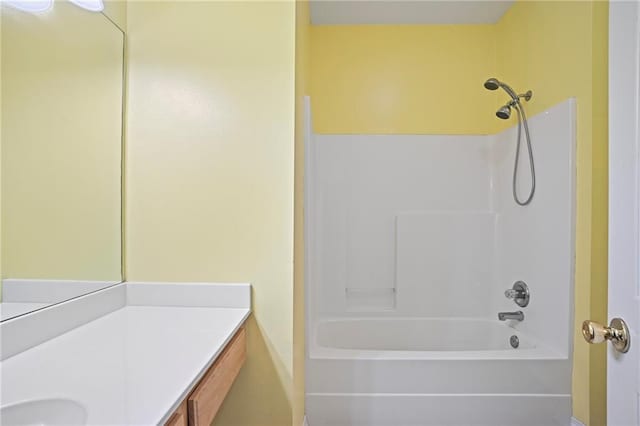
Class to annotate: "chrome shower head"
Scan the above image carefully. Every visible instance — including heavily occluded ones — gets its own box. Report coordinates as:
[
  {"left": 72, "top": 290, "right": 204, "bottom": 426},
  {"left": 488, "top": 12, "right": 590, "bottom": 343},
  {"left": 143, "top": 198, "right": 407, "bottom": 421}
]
[
  {"left": 484, "top": 77, "right": 533, "bottom": 120},
  {"left": 483, "top": 77, "right": 522, "bottom": 102},
  {"left": 496, "top": 104, "right": 511, "bottom": 120},
  {"left": 484, "top": 78, "right": 500, "bottom": 91}
]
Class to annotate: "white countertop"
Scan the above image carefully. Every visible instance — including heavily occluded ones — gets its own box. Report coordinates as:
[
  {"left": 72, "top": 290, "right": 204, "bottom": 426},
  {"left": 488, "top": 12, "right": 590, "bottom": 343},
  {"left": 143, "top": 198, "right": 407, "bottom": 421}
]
[
  {"left": 1, "top": 305, "right": 250, "bottom": 425},
  {"left": 0, "top": 302, "right": 50, "bottom": 321}
]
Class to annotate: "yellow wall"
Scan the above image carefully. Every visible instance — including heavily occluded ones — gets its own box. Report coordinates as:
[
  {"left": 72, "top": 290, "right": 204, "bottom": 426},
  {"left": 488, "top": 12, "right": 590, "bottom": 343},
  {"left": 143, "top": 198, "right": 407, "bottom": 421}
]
[
  {"left": 496, "top": 2, "right": 608, "bottom": 424},
  {"left": 125, "top": 2, "right": 296, "bottom": 425},
  {"left": 294, "top": 1, "right": 310, "bottom": 425},
  {"left": 103, "top": 0, "right": 126, "bottom": 31},
  {"left": 309, "top": 2, "right": 609, "bottom": 424},
  {"left": 1, "top": 2, "right": 123, "bottom": 281},
  {"left": 310, "top": 24, "right": 498, "bottom": 134}
]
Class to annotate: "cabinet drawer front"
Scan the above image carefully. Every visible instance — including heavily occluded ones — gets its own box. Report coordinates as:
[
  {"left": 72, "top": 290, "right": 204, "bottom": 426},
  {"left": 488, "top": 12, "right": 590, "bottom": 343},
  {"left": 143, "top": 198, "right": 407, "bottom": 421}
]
[
  {"left": 188, "top": 327, "right": 246, "bottom": 426},
  {"left": 165, "top": 401, "right": 188, "bottom": 426}
]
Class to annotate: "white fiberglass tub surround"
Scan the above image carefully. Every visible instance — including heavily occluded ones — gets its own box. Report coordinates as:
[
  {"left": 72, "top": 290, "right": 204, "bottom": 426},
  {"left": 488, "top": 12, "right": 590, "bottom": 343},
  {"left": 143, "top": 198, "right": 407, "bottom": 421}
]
[
  {"left": 308, "top": 318, "right": 570, "bottom": 426},
  {"left": 304, "top": 99, "right": 575, "bottom": 426},
  {"left": 315, "top": 318, "right": 538, "bottom": 353}
]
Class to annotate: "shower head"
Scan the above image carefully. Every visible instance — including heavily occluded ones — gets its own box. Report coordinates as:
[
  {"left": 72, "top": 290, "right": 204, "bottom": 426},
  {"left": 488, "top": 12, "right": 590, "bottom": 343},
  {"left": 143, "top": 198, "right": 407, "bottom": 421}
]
[
  {"left": 485, "top": 77, "right": 533, "bottom": 121},
  {"left": 496, "top": 104, "right": 511, "bottom": 120},
  {"left": 483, "top": 77, "right": 521, "bottom": 102},
  {"left": 484, "top": 78, "right": 500, "bottom": 91}
]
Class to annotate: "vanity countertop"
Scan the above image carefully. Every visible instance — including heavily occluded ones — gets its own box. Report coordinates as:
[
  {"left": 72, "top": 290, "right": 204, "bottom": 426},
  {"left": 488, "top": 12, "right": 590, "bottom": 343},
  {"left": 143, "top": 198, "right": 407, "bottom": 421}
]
[
  {"left": 0, "top": 302, "right": 50, "bottom": 321},
  {"left": 1, "top": 302, "right": 250, "bottom": 424}
]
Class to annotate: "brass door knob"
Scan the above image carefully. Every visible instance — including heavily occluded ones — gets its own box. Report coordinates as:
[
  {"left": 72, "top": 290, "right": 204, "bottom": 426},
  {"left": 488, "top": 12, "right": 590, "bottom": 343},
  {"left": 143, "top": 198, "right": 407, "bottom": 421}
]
[{"left": 582, "top": 318, "right": 631, "bottom": 353}]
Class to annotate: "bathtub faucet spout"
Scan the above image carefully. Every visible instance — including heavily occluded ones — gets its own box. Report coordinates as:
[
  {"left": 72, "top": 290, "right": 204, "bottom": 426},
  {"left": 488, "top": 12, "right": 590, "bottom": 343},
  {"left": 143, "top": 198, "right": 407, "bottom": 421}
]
[{"left": 498, "top": 311, "right": 525, "bottom": 321}]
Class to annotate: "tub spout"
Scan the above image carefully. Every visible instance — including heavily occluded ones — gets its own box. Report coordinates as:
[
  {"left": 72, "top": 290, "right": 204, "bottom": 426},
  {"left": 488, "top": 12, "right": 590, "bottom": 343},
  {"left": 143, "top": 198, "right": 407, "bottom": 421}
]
[{"left": 498, "top": 311, "right": 524, "bottom": 321}]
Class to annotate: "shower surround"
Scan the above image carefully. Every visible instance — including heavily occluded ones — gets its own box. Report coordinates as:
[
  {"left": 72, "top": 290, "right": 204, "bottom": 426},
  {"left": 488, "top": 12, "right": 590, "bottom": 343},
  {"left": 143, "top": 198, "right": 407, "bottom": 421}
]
[{"left": 305, "top": 99, "right": 576, "bottom": 426}]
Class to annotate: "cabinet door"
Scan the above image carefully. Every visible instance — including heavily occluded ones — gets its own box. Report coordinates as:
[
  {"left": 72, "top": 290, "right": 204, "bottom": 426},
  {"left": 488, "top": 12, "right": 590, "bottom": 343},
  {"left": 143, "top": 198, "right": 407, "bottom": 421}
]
[
  {"left": 188, "top": 327, "right": 246, "bottom": 426},
  {"left": 165, "top": 400, "right": 188, "bottom": 426}
]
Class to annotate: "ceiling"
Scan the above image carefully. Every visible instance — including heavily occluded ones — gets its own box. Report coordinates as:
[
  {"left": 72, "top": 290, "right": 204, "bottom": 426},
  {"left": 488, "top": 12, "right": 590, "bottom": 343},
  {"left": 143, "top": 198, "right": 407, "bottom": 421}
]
[{"left": 309, "top": 0, "right": 516, "bottom": 25}]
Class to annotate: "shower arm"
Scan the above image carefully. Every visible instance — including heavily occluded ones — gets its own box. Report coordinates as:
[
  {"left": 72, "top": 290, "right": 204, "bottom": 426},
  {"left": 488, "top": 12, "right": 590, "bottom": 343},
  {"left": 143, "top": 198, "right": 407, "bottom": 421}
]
[
  {"left": 497, "top": 82, "right": 532, "bottom": 104},
  {"left": 493, "top": 81, "right": 519, "bottom": 101},
  {"left": 508, "top": 91, "right": 533, "bottom": 105}
]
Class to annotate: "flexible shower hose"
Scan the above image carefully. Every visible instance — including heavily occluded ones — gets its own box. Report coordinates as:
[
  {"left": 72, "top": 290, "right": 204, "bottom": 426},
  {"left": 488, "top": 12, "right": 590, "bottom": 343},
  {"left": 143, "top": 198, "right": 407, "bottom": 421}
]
[{"left": 512, "top": 104, "right": 536, "bottom": 206}]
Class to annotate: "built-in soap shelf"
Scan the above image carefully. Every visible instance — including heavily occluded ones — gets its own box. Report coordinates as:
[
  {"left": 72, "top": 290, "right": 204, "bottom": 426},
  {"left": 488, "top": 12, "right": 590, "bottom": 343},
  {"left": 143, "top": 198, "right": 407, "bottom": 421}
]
[{"left": 345, "top": 287, "right": 396, "bottom": 312}]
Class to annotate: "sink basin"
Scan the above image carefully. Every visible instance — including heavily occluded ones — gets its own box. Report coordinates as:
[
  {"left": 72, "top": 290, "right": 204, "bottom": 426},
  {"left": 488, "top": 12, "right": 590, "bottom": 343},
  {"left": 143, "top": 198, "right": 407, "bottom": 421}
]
[{"left": 0, "top": 399, "right": 87, "bottom": 425}]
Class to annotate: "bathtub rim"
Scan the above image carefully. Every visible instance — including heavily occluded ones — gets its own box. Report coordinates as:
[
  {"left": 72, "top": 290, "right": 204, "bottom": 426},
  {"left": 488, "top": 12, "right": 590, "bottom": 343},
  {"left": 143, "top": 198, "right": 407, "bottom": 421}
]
[{"left": 311, "top": 316, "right": 568, "bottom": 361}]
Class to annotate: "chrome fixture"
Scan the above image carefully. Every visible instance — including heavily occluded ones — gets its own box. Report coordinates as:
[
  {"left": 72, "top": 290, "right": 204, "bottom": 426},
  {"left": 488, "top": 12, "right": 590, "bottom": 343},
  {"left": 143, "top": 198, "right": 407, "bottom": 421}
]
[
  {"left": 483, "top": 78, "right": 532, "bottom": 104},
  {"left": 496, "top": 104, "right": 512, "bottom": 120},
  {"left": 510, "top": 335, "right": 520, "bottom": 349},
  {"left": 498, "top": 311, "right": 525, "bottom": 321},
  {"left": 483, "top": 77, "right": 536, "bottom": 206},
  {"left": 582, "top": 318, "right": 631, "bottom": 353},
  {"left": 504, "top": 280, "right": 530, "bottom": 307}
]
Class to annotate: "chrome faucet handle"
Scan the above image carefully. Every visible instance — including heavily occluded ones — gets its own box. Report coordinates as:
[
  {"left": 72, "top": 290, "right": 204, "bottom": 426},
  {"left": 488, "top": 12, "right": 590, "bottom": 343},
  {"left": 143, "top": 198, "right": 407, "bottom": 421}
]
[
  {"left": 504, "top": 289, "right": 520, "bottom": 299},
  {"left": 498, "top": 311, "right": 525, "bottom": 321},
  {"left": 504, "top": 281, "right": 530, "bottom": 307}
]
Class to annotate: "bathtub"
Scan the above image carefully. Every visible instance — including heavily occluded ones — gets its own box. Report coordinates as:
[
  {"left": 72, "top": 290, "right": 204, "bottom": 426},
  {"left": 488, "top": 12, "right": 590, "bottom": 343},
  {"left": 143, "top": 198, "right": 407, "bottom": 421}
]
[{"left": 306, "top": 318, "right": 572, "bottom": 426}]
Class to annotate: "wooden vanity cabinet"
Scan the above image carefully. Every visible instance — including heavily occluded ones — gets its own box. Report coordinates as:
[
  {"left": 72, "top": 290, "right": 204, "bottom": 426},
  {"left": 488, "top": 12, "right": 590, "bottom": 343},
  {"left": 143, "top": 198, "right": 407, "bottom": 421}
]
[
  {"left": 165, "top": 326, "right": 246, "bottom": 426},
  {"left": 165, "top": 401, "right": 188, "bottom": 426}
]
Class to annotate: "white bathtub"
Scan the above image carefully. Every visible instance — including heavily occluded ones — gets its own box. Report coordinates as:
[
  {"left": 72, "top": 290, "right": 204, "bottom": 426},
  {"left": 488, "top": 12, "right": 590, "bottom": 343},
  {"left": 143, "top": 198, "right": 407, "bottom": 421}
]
[
  {"left": 317, "top": 318, "right": 534, "bottom": 352},
  {"left": 306, "top": 318, "right": 572, "bottom": 426}
]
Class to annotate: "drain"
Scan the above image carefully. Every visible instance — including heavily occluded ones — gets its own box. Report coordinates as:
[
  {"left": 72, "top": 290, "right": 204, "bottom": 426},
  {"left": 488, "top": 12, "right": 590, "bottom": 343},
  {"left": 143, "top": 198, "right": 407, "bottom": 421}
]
[{"left": 510, "top": 335, "right": 520, "bottom": 349}]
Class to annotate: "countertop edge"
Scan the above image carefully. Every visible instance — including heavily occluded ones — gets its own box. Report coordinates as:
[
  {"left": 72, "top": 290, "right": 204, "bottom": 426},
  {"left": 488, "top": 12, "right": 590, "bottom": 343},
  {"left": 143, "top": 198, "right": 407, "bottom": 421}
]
[{"left": 156, "top": 309, "right": 252, "bottom": 425}]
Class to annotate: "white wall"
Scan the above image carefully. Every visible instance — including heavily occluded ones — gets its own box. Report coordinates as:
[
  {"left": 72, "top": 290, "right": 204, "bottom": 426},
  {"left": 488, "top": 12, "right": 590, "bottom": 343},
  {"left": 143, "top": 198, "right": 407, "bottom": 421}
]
[
  {"left": 309, "top": 135, "right": 493, "bottom": 319},
  {"left": 491, "top": 99, "right": 575, "bottom": 356},
  {"left": 308, "top": 99, "right": 575, "bottom": 354}
]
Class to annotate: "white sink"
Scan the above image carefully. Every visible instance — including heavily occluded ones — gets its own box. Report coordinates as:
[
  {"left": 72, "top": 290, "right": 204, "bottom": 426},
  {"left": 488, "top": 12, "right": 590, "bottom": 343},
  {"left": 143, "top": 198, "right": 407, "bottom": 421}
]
[{"left": 0, "top": 399, "right": 87, "bottom": 425}]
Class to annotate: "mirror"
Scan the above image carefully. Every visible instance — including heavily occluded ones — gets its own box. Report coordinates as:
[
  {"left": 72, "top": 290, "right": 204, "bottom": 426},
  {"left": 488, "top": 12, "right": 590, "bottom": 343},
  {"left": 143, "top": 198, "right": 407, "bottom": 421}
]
[{"left": 0, "top": 1, "right": 124, "bottom": 321}]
